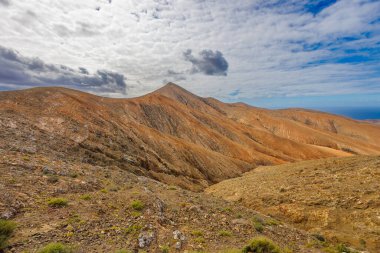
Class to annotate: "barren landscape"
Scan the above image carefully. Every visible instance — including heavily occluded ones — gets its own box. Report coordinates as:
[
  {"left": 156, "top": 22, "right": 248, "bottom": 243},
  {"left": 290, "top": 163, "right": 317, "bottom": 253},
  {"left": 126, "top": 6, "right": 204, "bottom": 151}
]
[{"left": 1, "top": 84, "right": 380, "bottom": 252}]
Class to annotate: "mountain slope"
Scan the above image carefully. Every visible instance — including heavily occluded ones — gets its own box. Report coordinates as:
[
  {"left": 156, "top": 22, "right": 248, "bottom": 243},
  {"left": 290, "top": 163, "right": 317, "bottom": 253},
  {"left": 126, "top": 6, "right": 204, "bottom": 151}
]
[
  {"left": 0, "top": 150, "right": 327, "bottom": 252},
  {"left": 0, "top": 83, "right": 379, "bottom": 191},
  {"left": 206, "top": 155, "right": 380, "bottom": 252}
]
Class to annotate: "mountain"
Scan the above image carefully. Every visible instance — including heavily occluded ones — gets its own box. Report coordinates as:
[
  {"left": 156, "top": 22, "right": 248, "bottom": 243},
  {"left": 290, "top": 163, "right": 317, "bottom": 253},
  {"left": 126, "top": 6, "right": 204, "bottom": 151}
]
[
  {"left": 1, "top": 83, "right": 379, "bottom": 191},
  {"left": 206, "top": 155, "right": 380, "bottom": 252}
]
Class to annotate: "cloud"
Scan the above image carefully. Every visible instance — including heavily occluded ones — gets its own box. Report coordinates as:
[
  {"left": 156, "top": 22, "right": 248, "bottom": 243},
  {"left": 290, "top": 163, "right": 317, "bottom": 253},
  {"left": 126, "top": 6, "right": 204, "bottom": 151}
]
[
  {"left": 0, "top": 46, "right": 128, "bottom": 95},
  {"left": 0, "top": 0, "right": 379, "bottom": 102},
  {"left": 183, "top": 49, "right": 229, "bottom": 76},
  {"left": 0, "top": 0, "right": 10, "bottom": 6}
]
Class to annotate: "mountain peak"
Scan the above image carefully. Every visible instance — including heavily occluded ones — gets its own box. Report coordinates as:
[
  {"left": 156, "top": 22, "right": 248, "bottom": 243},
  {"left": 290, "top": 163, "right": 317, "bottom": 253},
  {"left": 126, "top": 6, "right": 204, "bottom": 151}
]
[
  {"left": 155, "top": 82, "right": 191, "bottom": 94},
  {"left": 151, "top": 82, "right": 200, "bottom": 101}
]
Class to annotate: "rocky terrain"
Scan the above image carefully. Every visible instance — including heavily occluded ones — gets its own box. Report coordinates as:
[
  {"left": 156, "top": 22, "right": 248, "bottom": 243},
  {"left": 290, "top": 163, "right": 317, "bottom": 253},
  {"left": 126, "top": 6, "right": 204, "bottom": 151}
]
[
  {"left": 0, "top": 83, "right": 379, "bottom": 191},
  {"left": 207, "top": 156, "right": 380, "bottom": 252},
  {"left": 0, "top": 149, "right": 327, "bottom": 252}
]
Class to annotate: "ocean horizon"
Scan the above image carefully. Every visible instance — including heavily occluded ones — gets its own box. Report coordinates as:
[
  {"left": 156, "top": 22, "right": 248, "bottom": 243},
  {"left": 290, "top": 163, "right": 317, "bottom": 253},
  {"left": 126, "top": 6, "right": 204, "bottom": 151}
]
[{"left": 314, "top": 107, "right": 380, "bottom": 120}]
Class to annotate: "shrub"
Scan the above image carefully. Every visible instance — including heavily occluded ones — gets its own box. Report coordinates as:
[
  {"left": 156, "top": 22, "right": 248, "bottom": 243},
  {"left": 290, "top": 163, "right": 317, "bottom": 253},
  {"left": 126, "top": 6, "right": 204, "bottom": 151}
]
[
  {"left": 336, "top": 244, "right": 357, "bottom": 253},
  {"left": 160, "top": 245, "right": 170, "bottom": 253},
  {"left": 131, "top": 211, "right": 142, "bottom": 217},
  {"left": 0, "top": 219, "right": 17, "bottom": 250},
  {"left": 47, "top": 198, "right": 68, "bottom": 208},
  {"left": 123, "top": 224, "right": 142, "bottom": 235},
  {"left": 114, "top": 250, "right": 131, "bottom": 253},
  {"left": 37, "top": 242, "right": 73, "bottom": 253},
  {"left": 194, "top": 237, "right": 206, "bottom": 243},
  {"left": 218, "top": 230, "right": 232, "bottom": 237},
  {"left": 80, "top": 194, "right": 91, "bottom": 201},
  {"left": 252, "top": 216, "right": 265, "bottom": 233},
  {"left": 242, "top": 237, "right": 281, "bottom": 253},
  {"left": 130, "top": 200, "right": 144, "bottom": 211},
  {"left": 191, "top": 230, "right": 204, "bottom": 237}
]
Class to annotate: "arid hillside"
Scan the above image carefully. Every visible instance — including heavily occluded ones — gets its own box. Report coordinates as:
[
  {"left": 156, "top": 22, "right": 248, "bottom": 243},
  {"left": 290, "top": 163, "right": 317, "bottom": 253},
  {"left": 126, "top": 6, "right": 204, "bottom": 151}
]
[
  {"left": 1, "top": 83, "right": 379, "bottom": 191},
  {"left": 206, "top": 156, "right": 380, "bottom": 252},
  {"left": 0, "top": 149, "right": 336, "bottom": 252}
]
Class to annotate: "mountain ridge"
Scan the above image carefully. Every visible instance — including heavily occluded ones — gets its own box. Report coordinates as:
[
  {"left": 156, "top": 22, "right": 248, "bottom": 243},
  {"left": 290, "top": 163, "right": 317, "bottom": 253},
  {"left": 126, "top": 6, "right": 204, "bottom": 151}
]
[{"left": 1, "top": 83, "right": 379, "bottom": 191}]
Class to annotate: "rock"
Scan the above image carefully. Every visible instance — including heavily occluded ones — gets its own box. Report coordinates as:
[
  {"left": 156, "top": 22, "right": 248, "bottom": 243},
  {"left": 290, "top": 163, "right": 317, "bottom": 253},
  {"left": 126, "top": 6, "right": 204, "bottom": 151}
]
[
  {"left": 138, "top": 231, "right": 155, "bottom": 248},
  {"left": 1, "top": 208, "right": 16, "bottom": 219},
  {"left": 155, "top": 198, "right": 165, "bottom": 223},
  {"left": 232, "top": 218, "right": 250, "bottom": 225},
  {"left": 42, "top": 166, "right": 56, "bottom": 175},
  {"left": 175, "top": 241, "right": 182, "bottom": 250},
  {"left": 173, "top": 230, "right": 182, "bottom": 240},
  {"left": 188, "top": 205, "right": 201, "bottom": 212}
]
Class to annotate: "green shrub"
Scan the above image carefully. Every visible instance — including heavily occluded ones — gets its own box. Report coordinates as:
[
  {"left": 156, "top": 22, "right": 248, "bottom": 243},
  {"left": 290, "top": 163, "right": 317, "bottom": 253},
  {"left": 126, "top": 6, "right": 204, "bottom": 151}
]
[
  {"left": 0, "top": 219, "right": 17, "bottom": 250},
  {"left": 160, "top": 245, "right": 170, "bottom": 253},
  {"left": 252, "top": 216, "right": 265, "bottom": 233},
  {"left": 191, "top": 230, "right": 204, "bottom": 237},
  {"left": 336, "top": 244, "right": 357, "bottom": 253},
  {"left": 218, "top": 230, "right": 232, "bottom": 237},
  {"left": 130, "top": 200, "right": 144, "bottom": 211},
  {"left": 37, "top": 242, "right": 73, "bottom": 253},
  {"left": 322, "top": 243, "right": 358, "bottom": 253},
  {"left": 80, "top": 194, "right": 91, "bottom": 201},
  {"left": 123, "top": 224, "right": 142, "bottom": 235},
  {"left": 194, "top": 237, "right": 206, "bottom": 243},
  {"left": 242, "top": 237, "right": 281, "bottom": 253},
  {"left": 131, "top": 211, "right": 142, "bottom": 217},
  {"left": 47, "top": 198, "right": 68, "bottom": 208}
]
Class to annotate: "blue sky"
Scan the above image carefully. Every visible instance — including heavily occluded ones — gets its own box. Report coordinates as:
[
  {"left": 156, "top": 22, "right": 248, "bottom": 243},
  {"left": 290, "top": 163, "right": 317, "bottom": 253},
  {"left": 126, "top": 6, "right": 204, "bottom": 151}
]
[{"left": 0, "top": 0, "right": 379, "bottom": 118}]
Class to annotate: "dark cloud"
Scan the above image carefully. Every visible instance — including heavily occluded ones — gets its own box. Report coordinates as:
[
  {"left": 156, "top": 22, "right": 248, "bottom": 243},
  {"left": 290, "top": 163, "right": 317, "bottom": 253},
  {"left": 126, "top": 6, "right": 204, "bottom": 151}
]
[
  {"left": 166, "top": 70, "right": 186, "bottom": 81},
  {"left": 0, "top": 46, "right": 128, "bottom": 94},
  {"left": 79, "top": 67, "right": 89, "bottom": 75},
  {"left": 183, "top": 49, "right": 229, "bottom": 76},
  {"left": 0, "top": 0, "right": 10, "bottom": 6}
]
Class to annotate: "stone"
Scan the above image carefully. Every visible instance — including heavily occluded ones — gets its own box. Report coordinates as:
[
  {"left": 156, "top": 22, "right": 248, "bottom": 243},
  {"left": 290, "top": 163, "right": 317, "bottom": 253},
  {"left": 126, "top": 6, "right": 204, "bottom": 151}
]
[
  {"left": 138, "top": 231, "right": 155, "bottom": 248},
  {"left": 232, "top": 218, "right": 250, "bottom": 225},
  {"left": 42, "top": 166, "right": 56, "bottom": 175}
]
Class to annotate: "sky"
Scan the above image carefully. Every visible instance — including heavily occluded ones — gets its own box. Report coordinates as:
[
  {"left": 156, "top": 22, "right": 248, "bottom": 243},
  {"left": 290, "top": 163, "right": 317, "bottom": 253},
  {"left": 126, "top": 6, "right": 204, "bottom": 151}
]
[{"left": 0, "top": 0, "right": 380, "bottom": 117}]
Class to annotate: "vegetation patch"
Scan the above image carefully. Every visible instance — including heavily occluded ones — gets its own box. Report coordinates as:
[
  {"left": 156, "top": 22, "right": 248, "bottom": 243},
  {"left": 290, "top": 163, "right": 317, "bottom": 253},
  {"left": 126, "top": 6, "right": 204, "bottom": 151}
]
[
  {"left": 123, "top": 224, "right": 142, "bottom": 235},
  {"left": 160, "top": 245, "right": 170, "bottom": 253},
  {"left": 80, "top": 194, "right": 91, "bottom": 201},
  {"left": 0, "top": 219, "right": 17, "bottom": 250},
  {"left": 218, "top": 230, "right": 232, "bottom": 237},
  {"left": 252, "top": 215, "right": 265, "bottom": 232},
  {"left": 37, "top": 242, "right": 73, "bottom": 253},
  {"left": 47, "top": 198, "right": 68, "bottom": 208},
  {"left": 242, "top": 237, "right": 281, "bottom": 253},
  {"left": 191, "top": 230, "right": 204, "bottom": 237},
  {"left": 130, "top": 200, "right": 144, "bottom": 211}
]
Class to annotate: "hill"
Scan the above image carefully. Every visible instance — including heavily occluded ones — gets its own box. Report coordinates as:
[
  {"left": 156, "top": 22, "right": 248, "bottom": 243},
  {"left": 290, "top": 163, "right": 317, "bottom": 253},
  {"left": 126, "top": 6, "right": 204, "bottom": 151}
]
[
  {"left": 0, "top": 150, "right": 327, "bottom": 252},
  {"left": 206, "top": 155, "right": 380, "bottom": 252},
  {"left": 1, "top": 83, "right": 379, "bottom": 191}
]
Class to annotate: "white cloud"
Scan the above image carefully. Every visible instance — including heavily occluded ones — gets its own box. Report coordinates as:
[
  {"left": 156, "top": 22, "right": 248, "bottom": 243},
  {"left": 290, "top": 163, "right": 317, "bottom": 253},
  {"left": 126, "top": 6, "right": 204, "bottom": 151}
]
[{"left": 0, "top": 0, "right": 379, "bottom": 99}]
